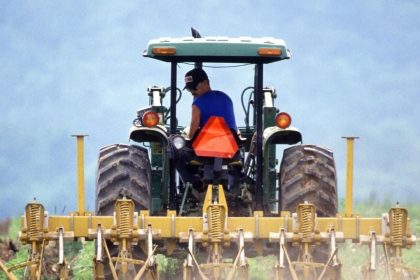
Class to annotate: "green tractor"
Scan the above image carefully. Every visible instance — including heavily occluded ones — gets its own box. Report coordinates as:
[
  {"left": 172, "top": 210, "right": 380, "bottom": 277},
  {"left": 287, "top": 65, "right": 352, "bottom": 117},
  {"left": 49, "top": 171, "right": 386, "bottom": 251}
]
[{"left": 94, "top": 30, "right": 338, "bottom": 277}]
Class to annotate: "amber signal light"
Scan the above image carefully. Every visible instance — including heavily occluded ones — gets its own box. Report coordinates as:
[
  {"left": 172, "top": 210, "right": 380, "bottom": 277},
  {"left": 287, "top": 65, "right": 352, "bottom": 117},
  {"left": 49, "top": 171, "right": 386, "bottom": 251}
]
[
  {"left": 142, "top": 111, "right": 159, "bottom": 127},
  {"left": 258, "top": 47, "right": 282, "bottom": 56},
  {"left": 152, "top": 47, "right": 176, "bottom": 55},
  {"left": 275, "top": 112, "right": 292, "bottom": 129}
]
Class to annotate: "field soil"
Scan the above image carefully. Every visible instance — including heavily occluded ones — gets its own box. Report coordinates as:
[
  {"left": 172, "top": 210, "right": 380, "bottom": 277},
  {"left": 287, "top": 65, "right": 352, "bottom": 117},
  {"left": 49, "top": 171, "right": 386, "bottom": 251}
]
[{"left": 0, "top": 219, "right": 16, "bottom": 262}]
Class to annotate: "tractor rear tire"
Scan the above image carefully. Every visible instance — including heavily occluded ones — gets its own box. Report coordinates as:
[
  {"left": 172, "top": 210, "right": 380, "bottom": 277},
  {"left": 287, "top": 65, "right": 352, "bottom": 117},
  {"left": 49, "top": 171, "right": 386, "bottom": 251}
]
[
  {"left": 96, "top": 144, "right": 151, "bottom": 215},
  {"left": 95, "top": 144, "right": 151, "bottom": 278},
  {"left": 279, "top": 144, "right": 337, "bottom": 216}
]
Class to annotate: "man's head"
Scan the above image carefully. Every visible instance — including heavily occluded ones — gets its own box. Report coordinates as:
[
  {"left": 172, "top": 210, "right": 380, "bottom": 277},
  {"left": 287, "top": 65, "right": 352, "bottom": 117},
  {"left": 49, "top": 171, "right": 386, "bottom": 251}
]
[{"left": 184, "top": 68, "right": 209, "bottom": 94}]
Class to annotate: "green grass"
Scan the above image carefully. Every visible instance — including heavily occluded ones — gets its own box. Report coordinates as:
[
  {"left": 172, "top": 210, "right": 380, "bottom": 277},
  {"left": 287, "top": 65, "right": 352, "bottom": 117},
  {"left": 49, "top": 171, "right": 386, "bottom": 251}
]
[
  {"left": 5, "top": 218, "right": 21, "bottom": 241},
  {"left": 1, "top": 200, "right": 420, "bottom": 279},
  {"left": 0, "top": 247, "right": 29, "bottom": 280},
  {"left": 0, "top": 217, "right": 28, "bottom": 280},
  {"left": 248, "top": 255, "right": 277, "bottom": 280},
  {"left": 71, "top": 241, "right": 95, "bottom": 279}
]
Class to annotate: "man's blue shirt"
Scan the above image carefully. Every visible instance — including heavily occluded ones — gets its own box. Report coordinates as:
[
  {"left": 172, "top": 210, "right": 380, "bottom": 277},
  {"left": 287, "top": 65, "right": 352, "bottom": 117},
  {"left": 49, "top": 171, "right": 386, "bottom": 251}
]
[{"left": 193, "top": 90, "right": 237, "bottom": 130}]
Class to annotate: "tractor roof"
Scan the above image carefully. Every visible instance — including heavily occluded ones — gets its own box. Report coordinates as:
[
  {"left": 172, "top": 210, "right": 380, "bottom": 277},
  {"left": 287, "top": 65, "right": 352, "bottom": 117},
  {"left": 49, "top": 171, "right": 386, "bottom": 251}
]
[{"left": 143, "top": 36, "right": 291, "bottom": 64}]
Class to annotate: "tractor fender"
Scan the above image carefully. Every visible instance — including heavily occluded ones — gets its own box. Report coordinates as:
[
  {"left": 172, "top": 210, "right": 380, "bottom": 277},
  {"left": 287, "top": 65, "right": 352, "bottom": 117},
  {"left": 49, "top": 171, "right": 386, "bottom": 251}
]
[
  {"left": 263, "top": 126, "right": 302, "bottom": 150},
  {"left": 129, "top": 124, "right": 168, "bottom": 144}
]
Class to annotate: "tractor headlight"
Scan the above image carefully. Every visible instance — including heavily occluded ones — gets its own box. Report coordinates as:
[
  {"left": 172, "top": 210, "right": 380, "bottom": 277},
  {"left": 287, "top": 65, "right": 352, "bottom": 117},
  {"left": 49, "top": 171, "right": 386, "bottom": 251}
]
[{"left": 172, "top": 135, "right": 186, "bottom": 150}]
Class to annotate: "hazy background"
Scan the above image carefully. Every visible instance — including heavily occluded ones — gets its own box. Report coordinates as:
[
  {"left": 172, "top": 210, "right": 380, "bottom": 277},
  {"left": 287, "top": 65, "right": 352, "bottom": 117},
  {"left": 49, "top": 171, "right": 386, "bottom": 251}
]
[{"left": 1, "top": 1, "right": 419, "bottom": 218}]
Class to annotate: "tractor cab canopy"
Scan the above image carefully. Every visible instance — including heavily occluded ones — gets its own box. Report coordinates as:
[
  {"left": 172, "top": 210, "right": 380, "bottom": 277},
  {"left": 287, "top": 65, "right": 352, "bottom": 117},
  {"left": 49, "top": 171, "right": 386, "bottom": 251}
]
[
  {"left": 143, "top": 36, "right": 291, "bottom": 64},
  {"left": 143, "top": 35, "right": 292, "bottom": 210}
]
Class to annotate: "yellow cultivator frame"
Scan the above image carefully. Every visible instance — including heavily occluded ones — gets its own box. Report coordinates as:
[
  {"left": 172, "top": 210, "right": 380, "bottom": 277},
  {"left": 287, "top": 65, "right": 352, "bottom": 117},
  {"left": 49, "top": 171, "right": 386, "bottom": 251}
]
[{"left": 0, "top": 136, "right": 417, "bottom": 280}]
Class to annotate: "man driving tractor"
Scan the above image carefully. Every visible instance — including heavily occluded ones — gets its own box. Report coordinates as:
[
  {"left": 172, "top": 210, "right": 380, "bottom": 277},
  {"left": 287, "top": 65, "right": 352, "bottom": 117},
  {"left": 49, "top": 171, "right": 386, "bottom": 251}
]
[
  {"left": 172, "top": 67, "right": 238, "bottom": 189},
  {"left": 183, "top": 68, "right": 237, "bottom": 139}
]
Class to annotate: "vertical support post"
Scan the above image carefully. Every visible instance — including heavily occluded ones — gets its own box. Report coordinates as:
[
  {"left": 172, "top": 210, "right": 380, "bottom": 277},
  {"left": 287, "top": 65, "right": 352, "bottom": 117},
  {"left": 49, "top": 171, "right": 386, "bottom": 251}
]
[
  {"left": 183, "top": 229, "right": 194, "bottom": 280},
  {"left": 72, "top": 134, "right": 88, "bottom": 216},
  {"left": 342, "top": 136, "right": 359, "bottom": 218},
  {"left": 279, "top": 229, "right": 285, "bottom": 269},
  {"left": 369, "top": 232, "right": 377, "bottom": 272},
  {"left": 187, "top": 229, "right": 194, "bottom": 267},
  {"left": 169, "top": 62, "right": 178, "bottom": 210},
  {"left": 254, "top": 63, "right": 264, "bottom": 211}
]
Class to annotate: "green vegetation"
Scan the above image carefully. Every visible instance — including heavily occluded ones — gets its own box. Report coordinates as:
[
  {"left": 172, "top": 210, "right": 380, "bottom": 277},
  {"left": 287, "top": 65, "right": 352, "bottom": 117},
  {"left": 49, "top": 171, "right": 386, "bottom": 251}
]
[
  {"left": 5, "top": 218, "right": 21, "bottom": 241},
  {"left": 0, "top": 247, "right": 28, "bottom": 280},
  {"left": 248, "top": 255, "right": 277, "bottom": 279},
  {"left": 0, "top": 217, "right": 28, "bottom": 280},
  {"left": 71, "top": 241, "right": 94, "bottom": 279},
  {"left": 1, "top": 200, "right": 419, "bottom": 279},
  {"left": 155, "top": 255, "right": 182, "bottom": 278}
]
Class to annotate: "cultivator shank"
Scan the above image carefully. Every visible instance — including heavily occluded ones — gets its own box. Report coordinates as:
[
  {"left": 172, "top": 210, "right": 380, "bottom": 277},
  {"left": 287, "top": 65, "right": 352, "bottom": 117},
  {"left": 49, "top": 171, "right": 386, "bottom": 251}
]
[
  {"left": 359, "top": 205, "right": 416, "bottom": 279},
  {"left": 91, "top": 198, "right": 159, "bottom": 279}
]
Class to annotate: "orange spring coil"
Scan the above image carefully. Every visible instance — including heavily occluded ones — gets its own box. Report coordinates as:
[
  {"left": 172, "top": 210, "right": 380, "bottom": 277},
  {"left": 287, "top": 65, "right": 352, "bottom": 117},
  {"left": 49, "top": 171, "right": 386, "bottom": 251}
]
[
  {"left": 209, "top": 205, "right": 222, "bottom": 242},
  {"left": 299, "top": 205, "right": 314, "bottom": 240},
  {"left": 391, "top": 208, "right": 403, "bottom": 246},
  {"left": 117, "top": 200, "right": 133, "bottom": 238},
  {"left": 28, "top": 204, "right": 42, "bottom": 240}
]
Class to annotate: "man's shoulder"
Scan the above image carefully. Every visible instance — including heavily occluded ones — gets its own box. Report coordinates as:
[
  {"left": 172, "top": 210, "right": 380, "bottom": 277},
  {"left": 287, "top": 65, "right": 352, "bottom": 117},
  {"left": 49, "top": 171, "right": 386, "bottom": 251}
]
[
  {"left": 198, "top": 90, "right": 221, "bottom": 100},
  {"left": 211, "top": 90, "right": 231, "bottom": 99},
  {"left": 195, "top": 90, "right": 231, "bottom": 104},
  {"left": 215, "top": 90, "right": 232, "bottom": 103}
]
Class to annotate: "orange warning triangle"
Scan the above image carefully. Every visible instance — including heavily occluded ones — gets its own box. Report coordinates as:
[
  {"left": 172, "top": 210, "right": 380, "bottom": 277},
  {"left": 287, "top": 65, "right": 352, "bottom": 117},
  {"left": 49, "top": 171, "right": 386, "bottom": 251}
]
[{"left": 192, "top": 116, "right": 239, "bottom": 158}]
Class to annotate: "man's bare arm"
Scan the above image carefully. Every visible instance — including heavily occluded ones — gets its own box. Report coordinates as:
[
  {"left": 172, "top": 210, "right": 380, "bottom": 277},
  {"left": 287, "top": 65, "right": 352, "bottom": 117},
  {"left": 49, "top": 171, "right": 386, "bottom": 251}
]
[{"left": 188, "top": 105, "right": 200, "bottom": 139}]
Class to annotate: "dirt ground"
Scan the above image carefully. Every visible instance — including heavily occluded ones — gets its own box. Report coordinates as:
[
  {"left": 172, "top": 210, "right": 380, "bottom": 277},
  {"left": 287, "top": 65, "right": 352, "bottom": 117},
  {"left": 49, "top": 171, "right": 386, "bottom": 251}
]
[
  {"left": 0, "top": 239, "right": 17, "bottom": 262},
  {"left": 0, "top": 219, "right": 17, "bottom": 262}
]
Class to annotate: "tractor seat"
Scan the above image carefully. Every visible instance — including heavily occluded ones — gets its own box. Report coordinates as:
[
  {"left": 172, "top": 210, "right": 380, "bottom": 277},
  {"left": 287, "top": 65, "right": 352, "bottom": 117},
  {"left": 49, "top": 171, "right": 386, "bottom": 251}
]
[
  {"left": 187, "top": 150, "right": 242, "bottom": 168},
  {"left": 188, "top": 158, "right": 242, "bottom": 167}
]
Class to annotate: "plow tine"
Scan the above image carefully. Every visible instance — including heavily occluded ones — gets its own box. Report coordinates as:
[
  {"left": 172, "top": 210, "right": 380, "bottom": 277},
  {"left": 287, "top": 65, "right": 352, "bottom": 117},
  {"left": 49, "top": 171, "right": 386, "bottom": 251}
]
[
  {"left": 281, "top": 244, "right": 298, "bottom": 280},
  {"left": 279, "top": 229, "right": 285, "bottom": 268},
  {"left": 317, "top": 247, "right": 338, "bottom": 280},
  {"left": 370, "top": 232, "right": 377, "bottom": 272},
  {"left": 383, "top": 243, "right": 393, "bottom": 280},
  {"left": 226, "top": 245, "right": 245, "bottom": 280},
  {"left": 96, "top": 226, "right": 103, "bottom": 262},
  {"left": 187, "top": 247, "right": 208, "bottom": 280},
  {"left": 133, "top": 245, "right": 158, "bottom": 280},
  {"left": 36, "top": 239, "right": 46, "bottom": 280},
  {"left": 102, "top": 237, "right": 118, "bottom": 280},
  {"left": 58, "top": 228, "right": 64, "bottom": 265},
  {"left": 0, "top": 259, "right": 18, "bottom": 280}
]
